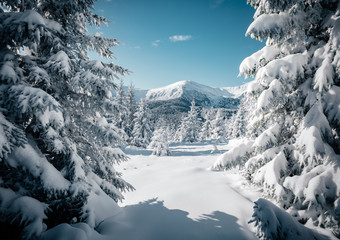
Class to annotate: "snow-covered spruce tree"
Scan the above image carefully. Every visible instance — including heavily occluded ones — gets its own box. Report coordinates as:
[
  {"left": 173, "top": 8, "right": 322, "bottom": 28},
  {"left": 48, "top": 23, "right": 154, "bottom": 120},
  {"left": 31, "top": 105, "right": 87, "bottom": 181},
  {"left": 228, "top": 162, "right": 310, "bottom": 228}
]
[
  {"left": 113, "top": 79, "right": 128, "bottom": 132},
  {"left": 131, "top": 99, "right": 153, "bottom": 148},
  {"left": 177, "top": 99, "right": 201, "bottom": 143},
  {"left": 213, "top": 0, "right": 340, "bottom": 235},
  {"left": 226, "top": 97, "right": 254, "bottom": 139},
  {"left": 0, "top": 1, "right": 133, "bottom": 239},
  {"left": 200, "top": 108, "right": 214, "bottom": 141},
  {"left": 125, "top": 83, "right": 137, "bottom": 141},
  {"left": 148, "top": 122, "right": 171, "bottom": 156},
  {"left": 211, "top": 108, "right": 227, "bottom": 141}
]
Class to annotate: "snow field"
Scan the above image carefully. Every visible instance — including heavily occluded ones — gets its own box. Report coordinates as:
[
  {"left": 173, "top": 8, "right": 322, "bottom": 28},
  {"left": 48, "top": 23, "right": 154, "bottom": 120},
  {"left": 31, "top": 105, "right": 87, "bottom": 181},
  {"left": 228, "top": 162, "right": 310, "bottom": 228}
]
[{"left": 110, "top": 142, "right": 262, "bottom": 240}]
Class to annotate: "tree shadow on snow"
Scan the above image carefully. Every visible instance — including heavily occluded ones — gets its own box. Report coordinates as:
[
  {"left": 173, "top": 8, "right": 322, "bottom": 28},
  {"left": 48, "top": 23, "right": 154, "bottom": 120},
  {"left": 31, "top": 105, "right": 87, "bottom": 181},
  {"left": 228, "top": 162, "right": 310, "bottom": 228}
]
[{"left": 98, "top": 198, "right": 254, "bottom": 240}]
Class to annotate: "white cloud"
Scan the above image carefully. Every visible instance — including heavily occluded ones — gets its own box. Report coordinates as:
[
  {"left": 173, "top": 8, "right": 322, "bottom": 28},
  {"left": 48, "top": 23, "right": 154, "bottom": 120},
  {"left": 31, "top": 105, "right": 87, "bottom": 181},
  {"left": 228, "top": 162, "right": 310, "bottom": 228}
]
[
  {"left": 134, "top": 46, "right": 141, "bottom": 49},
  {"left": 211, "top": 0, "right": 225, "bottom": 8},
  {"left": 169, "top": 35, "right": 192, "bottom": 42},
  {"left": 152, "top": 40, "right": 160, "bottom": 47}
]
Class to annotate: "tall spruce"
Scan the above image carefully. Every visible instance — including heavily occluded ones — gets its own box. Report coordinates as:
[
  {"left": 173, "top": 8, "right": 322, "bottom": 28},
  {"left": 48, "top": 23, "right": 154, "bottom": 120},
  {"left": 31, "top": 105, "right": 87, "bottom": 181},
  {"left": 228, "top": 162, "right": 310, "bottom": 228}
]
[
  {"left": 200, "top": 108, "right": 214, "bottom": 141},
  {"left": 113, "top": 79, "right": 127, "bottom": 131},
  {"left": 213, "top": 0, "right": 340, "bottom": 235},
  {"left": 211, "top": 108, "right": 226, "bottom": 141},
  {"left": 125, "top": 83, "right": 137, "bottom": 140},
  {"left": 177, "top": 99, "right": 201, "bottom": 143},
  {"left": 0, "top": 1, "right": 133, "bottom": 238},
  {"left": 131, "top": 99, "right": 153, "bottom": 148}
]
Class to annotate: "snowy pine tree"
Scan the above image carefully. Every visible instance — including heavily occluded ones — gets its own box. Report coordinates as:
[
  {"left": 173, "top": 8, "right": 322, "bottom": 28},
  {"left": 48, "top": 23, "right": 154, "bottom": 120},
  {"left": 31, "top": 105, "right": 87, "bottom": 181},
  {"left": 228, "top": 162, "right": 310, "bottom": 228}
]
[
  {"left": 148, "top": 121, "right": 171, "bottom": 156},
  {"left": 211, "top": 109, "right": 226, "bottom": 141},
  {"left": 125, "top": 83, "right": 137, "bottom": 140},
  {"left": 200, "top": 108, "right": 214, "bottom": 141},
  {"left": 177, "top": 99, "right": 201, "bottom": 143},
  {"left": 226, "top": 97, "right": 253, "bottom": 139},
  {"left": 131, "top": 99, "right": 153, "bottom": 148},
  {"left": 0, "top": 1, "right": 133, "bottom": 238},
  {"left": 213, "top": 0, "right": 340, "bottom": 235},
  {"left": 113, "top": 79, "right": 128, "bottom": 131}
]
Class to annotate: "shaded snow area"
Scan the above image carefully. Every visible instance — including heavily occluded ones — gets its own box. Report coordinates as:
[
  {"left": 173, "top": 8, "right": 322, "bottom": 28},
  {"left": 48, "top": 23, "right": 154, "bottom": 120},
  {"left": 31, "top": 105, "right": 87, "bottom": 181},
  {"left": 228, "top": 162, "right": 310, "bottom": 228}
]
[{"left": 42, "top": 142, "right": 334, "bottom": 240}]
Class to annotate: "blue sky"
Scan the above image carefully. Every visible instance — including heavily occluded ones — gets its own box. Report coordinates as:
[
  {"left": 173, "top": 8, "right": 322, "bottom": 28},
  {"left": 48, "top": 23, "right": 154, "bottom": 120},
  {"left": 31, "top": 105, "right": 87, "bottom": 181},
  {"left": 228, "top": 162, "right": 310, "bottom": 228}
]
[{"left": 90, "top": 0, "right": 264, "bottom": 89}]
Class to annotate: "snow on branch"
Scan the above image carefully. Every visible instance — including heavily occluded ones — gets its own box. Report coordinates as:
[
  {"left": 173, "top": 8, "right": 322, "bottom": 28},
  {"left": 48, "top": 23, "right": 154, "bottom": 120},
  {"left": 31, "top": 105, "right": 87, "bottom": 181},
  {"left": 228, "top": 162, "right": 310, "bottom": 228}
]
[
  {"left": 45, "top": 51, "right": 73, "bottom": 77},
  {"left": 246, "top": 12, "right": 292, "bottom": 41},
  {"left": 211, "top": 139, "right": 254, "bottom": 170},
  {"left": 7, "top": 143, "right": 70, "bottom": 190},
  {"left": 239, "top": 45, "right": 281, "bottom": 78},
  {"left": 7, "top": 85, "right": 64, "bottom": 129},
  {"left": 249, "top": 198, "right": 328, "bottom": 240},
  {"left": 255, "top": 53, "right": 308, "bottom": 87},
  {"left": 0, "top": 187, "right": 48, "bottom": 239},
  {"left": 0, "top": 113, "right": 27, "bottom": 159}
]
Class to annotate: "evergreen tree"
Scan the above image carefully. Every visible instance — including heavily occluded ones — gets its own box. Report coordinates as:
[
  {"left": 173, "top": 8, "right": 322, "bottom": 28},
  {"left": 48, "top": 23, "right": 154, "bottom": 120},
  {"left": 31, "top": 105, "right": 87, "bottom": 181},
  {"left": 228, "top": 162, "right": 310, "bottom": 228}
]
[
  {"left": 148, "top": 121, "right": 171, "bottom": 156},
  {"left": 227, "top": 97, "right": 253, "bottom": 139},
  {"left": 0, "top": 1, "right": 132, "bottom": 238},
  {"left": 211, "top": 108, "right": 226, "bottom": 141},
  {"left": 125, "top": 83, "right": 137, "bottom": 140},
  {"left": 177, "top": 99, "right": 201, "bottom": 143},
  {"left": 113, "top": 79, "right": 127, "bottom": 131},
  {"left": 213, "top": 0, "right": 340, "bottom": 235},
  {"left": 131, "top": 99, "right": 153, "bottom": 148},
  {"left": 200, "top": 108, "right": 214, "bottom": 141}
]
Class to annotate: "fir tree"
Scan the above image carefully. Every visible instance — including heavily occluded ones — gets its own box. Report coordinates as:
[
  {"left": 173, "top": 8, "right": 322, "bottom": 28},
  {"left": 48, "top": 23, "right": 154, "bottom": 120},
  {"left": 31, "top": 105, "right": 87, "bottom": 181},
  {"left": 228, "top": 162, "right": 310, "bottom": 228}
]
[
  {"left": 177, "top": 99, "right": 201, "bottom": 143},
  {"left": 148, "top": 121, "right": 171, "bottom": 156},
  {"left": 213, "top": 0, "right": 340, "bottom": 235},
  {"left": 227, "top": 97, "right": 253, "bottom": 139},
  {"left": 0, "top": 1, "right": 133, "bottom": 238},
  {"left": 125, "top": 83, "right": 137, "bottom": 140},
  {"left": 200, "top": 108, "right": 214, "bottom": 141},
  {"left": 131, "top": 99, "right": 153, "bottom": 148},
  {"left": 211, "top": 108, "right": 226, "bottom": 141},
  {"left": 113, "top": 79, "right": 127, "bottom": 131}
]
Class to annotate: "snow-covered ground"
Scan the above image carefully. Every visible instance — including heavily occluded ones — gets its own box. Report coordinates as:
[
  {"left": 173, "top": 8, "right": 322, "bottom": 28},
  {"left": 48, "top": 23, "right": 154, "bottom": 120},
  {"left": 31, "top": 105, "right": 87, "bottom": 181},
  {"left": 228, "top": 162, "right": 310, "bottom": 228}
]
[
  {"left": 98, "top": 142, "right": 262, "bottom": 240},
  {"left": 42, "top": 141, "right": 336, "bottom": 240}
]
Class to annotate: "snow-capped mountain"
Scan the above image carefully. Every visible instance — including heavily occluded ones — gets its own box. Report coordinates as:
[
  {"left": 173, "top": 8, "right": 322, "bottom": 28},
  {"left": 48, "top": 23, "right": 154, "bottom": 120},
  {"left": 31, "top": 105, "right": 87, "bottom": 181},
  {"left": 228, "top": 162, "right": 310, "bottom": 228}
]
[
  {"left": 145, "top": 80, "right": 234, "bottom": 102},
  {"left": 114, "top": 80, "right": 248, "bottom": 116},
  {"left": 140, "top": 80, "right": 248, "bottom": 109}
]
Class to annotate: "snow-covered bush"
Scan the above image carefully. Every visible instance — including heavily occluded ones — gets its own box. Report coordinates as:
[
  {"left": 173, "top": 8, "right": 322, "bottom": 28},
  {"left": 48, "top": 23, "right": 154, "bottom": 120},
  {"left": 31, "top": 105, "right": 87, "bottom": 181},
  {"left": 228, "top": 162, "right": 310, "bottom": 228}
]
[
  {"left": 0, "top": 1, "right": 132, "bottom": 239},
  {"left": 213, "top": 0, "right": 340, "bottom": 235}
]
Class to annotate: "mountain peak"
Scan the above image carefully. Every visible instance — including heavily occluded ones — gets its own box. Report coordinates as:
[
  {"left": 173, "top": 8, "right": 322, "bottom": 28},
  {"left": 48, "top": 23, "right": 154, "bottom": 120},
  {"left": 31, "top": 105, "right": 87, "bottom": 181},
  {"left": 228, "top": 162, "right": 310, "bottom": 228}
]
[{"left": 144, "top": 80, "right": 241, "bottom": 108}]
